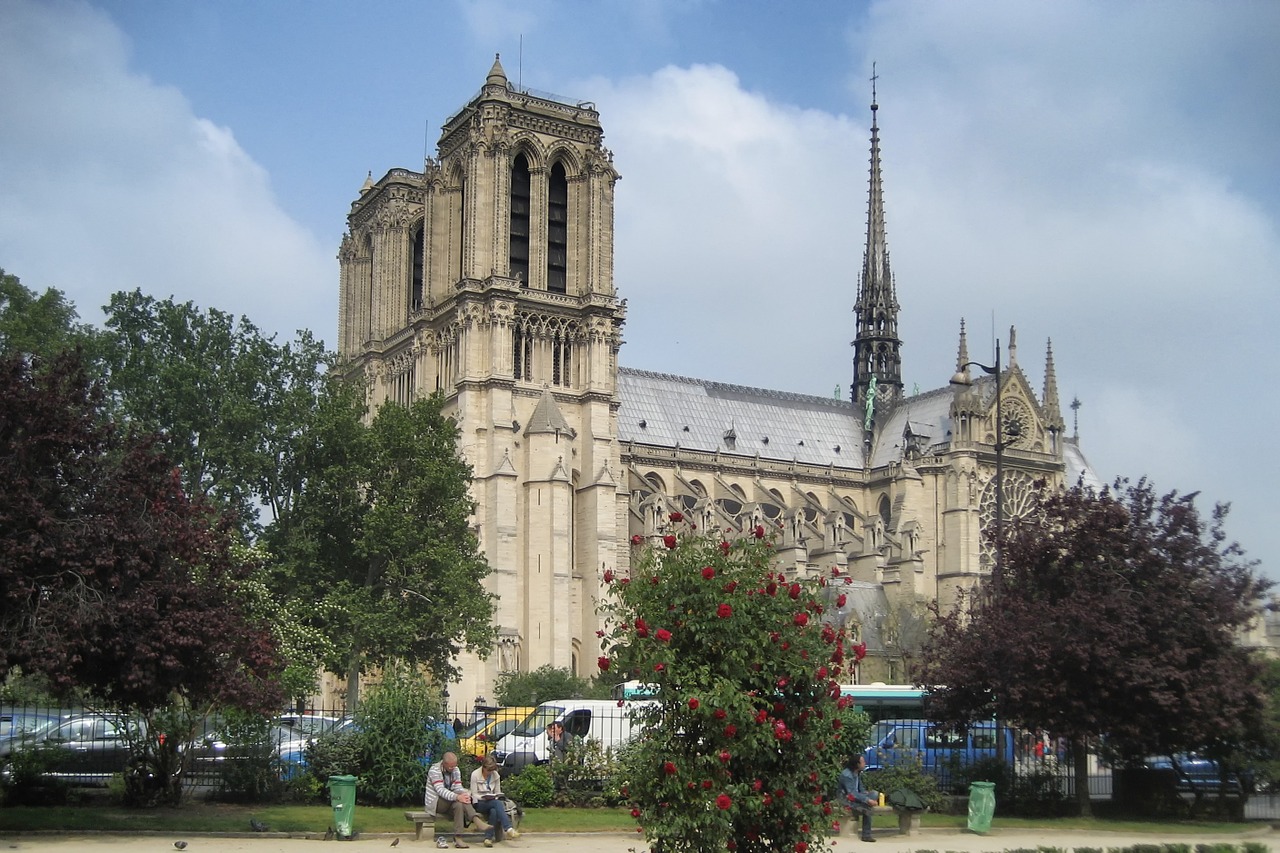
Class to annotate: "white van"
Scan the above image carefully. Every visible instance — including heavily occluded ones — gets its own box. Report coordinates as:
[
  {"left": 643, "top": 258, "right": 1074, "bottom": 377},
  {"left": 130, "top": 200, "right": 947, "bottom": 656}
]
[{"left": 492, "top": 698, "right": 655, "bottom": 775}]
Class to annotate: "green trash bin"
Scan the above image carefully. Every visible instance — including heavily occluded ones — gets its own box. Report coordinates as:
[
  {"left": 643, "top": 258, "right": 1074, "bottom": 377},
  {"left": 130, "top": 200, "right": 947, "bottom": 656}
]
[
  {"left": 967, "top": 780, "right": 995, "bottom": 834},
  {"left": 327, "top": 775, "right": 358, "bottom": 839}
]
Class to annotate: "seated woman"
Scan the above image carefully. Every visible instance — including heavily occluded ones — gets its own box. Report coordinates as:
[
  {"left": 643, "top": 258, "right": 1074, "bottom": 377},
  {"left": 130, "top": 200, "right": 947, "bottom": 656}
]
[
  {"left": 469, "top": 755, "right": 520, "bottom": 847},
  {"left": 838, "top": 754, "right": 880, "bottom": 842}
]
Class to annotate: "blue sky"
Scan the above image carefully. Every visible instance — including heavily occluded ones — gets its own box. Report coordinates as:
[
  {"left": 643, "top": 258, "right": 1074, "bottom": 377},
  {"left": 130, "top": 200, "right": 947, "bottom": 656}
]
[{"left": 2, "top": 0, "right": 1278, "bottom": 582}]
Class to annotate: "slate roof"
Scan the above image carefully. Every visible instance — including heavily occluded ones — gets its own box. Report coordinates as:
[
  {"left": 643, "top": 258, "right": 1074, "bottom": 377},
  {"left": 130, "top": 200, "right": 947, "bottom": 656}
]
[{"left": 617, "top": 368, "right": 865, "bottom": 468}]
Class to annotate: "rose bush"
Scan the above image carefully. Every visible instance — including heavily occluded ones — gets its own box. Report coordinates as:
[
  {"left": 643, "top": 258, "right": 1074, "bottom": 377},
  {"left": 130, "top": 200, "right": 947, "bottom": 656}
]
[{"left": 600, "top": 519, "right": 870, "bottom": 853}]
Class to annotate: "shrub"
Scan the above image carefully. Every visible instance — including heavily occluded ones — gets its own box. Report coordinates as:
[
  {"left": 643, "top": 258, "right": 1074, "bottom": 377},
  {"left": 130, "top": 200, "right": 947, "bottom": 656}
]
[
  {"left": 356, "top": 663, "right": 449, "bottom": 805},
  {"left": 0, "top": 745, "right": 71, "bottom": 806},
  {"left": 504, "top": 763, "right": 554, "bottom": 807},
  {"left": 210, "top": 709, "right": 285, "bottom": 803},
  {"left": 864, "top": 754, "right": 946, "bottom": 813}
]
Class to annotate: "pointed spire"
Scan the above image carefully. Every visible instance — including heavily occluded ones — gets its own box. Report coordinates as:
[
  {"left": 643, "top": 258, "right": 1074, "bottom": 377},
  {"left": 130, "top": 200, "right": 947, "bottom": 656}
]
[
  {"left": 525, "top": 386, "right": 573, "bottom": 436},
  {"left": 1042, "top": 339, "right": 1064, "bottom": 429},
  {"left": 487, "top": 53, "right": 508, "bottom": 87},
  {"left": 851, "top": 62, "right": 903, "bottom": 409},
  {"left": 955, "top": 318, "right": 971, "bottom": 377},
  {"left": 360, "top": 170, "right": 374, "bottom": 192}
]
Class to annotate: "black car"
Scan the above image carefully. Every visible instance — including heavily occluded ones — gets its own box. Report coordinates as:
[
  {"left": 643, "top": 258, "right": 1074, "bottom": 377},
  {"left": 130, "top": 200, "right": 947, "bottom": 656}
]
[{"left": 0, "top": 713, "right": 136, "bottom": 786}]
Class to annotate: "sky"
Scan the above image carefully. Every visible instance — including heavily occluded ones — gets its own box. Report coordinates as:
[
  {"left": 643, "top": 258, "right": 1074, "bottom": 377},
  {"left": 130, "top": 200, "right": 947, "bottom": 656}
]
[{"left": 2, "top": 0, "right": 1277, "bottom": 580}]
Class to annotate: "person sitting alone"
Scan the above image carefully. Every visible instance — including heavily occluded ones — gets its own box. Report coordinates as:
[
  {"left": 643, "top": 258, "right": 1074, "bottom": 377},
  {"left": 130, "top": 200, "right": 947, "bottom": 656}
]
[
  {"left": 838, "top": 754, "right": 880, "bottom": 843},
  {"left": 545, "top": 720, "right": 575, "bottom": 761},
  {"left": 426, "top": 751, "right": 489, "bottom": 849},
  {"left": 470, "top": 755, "right": 520, "bottom": 847}
]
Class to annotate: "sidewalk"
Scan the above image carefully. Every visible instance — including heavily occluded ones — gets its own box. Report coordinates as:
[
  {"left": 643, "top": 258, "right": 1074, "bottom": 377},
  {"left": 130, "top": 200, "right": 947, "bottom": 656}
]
[{"left": 0, "top": 825, "right": 1274, "bottom": 853}]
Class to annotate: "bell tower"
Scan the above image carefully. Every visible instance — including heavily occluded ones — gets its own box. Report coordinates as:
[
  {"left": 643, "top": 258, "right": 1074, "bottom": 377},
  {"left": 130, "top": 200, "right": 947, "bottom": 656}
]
[{"left": 337, "top": 56, "right": 627, "bottom": 703}]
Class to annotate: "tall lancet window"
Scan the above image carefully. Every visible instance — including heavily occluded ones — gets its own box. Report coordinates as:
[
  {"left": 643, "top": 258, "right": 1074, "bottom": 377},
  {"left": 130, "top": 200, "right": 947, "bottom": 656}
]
[
  {"left": 410, "top": 221, "right": 424, "bottom": 312},
  {"left": 547, "top": 162, "right": 568, "bottom": 294},
  {"left": 510, "top": 154, "right": 531, "bottom": 284}
]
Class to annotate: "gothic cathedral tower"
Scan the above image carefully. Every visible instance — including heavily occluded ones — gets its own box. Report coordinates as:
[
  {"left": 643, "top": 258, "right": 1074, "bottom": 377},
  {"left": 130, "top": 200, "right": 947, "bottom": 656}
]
[
  {"left": 337, "top": 56, "right": 627, "bottom": 703},
  {"left": 850, "top": 81, "right": 903, "bottom": 418}
]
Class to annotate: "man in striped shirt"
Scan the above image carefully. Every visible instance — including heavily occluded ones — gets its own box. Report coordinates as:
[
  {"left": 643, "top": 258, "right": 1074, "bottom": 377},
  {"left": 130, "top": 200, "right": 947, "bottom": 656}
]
[{"left": 426, "top": 752, "right": 490, "bottom": 848}]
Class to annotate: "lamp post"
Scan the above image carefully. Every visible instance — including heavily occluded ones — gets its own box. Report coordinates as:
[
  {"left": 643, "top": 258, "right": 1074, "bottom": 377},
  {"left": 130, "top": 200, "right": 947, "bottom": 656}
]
[
  {"left": 951, "top": 338, "right": 1020, "bottom": 766},
  {"left": 951, "top": 338, "right": 1020, "bottom": 595}
]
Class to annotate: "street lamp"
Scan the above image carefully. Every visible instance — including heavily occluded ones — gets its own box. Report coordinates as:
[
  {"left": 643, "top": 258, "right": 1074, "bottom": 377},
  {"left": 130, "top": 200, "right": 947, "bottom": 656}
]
[{"left": 950, "top": 338, "right": 1021, "bottom": 596}]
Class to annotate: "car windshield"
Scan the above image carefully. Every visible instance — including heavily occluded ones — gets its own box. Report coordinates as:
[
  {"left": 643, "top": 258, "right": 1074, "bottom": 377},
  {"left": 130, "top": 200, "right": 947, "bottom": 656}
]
[{"left": 512, "top": 707, "right": 563, "bottom": 738}]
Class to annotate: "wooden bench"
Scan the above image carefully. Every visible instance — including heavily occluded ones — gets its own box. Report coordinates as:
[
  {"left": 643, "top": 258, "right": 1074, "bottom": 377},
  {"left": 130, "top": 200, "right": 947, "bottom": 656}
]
[
  {"left": 841, "top": 804, "right": 922, "bottom": 837},
  {"left": 405, "top": 805, "right": 521, "bottom": 843}
]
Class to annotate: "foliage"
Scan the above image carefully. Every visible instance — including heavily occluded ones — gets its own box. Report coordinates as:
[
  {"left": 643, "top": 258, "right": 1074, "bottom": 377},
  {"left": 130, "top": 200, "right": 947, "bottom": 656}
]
[
  {"left": 0, "top": 347, "right": 285, "bottom": 804},
  {"left": 100, "top": 289, "right": 332, "bottom": 533},
  {"left": 266, "top": 389, "right": 495, "bottom": 705},
  {"left": 919, "top": 479, "right": 1271, "bottom": 816},
  {"left": 863, "top": 754, "right": 947, "bottom": 812},
  {"left": 493, "top": 665, "right": 610, "bottom": 707},
  {"left": 0, "top": 744, "right": 72, "bottom": 806},
  {"left": 549, "top": 737, "right": 624, "bottom": 806},
  {"left": 601, "top": 516, "right": 871, "bottom": 853},
  {"left": 0, "top": 269, "right": 100, "bottom": 367},
  {"left": 210, "top": 708, "right": 286, "bottom": 803},
  {"left": 354, "top": 663, "right": 449, "bottom": 805},
  {"left": 304, "top": 729, "right": 363, "bottom": 790},
  {"left": 503, "top": 763, "right": 554, "bottom": 807}
]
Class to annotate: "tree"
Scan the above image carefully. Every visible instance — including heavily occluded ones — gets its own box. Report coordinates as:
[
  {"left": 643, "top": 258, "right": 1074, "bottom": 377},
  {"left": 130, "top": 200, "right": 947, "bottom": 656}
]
[
  {"left": 0, "top": 268, "right": 100, "bottom": 365},
  {"left": 493, "top": 665, "right": 610, "bottom": 707},
  {"left": 267, "top": 387, "right": 496, "bottom": 708},
  {"left": 100, "top": 289, "right": 331, "bottom": 532},
  {"left": 918, "top": 479, "right": 1271, "bottom": 816},
  {"left": 600, "top": 516, "right": 869, "bottom": 853},
  {"left": 0, "top": 348, "right": 283, "bottom": 803}
]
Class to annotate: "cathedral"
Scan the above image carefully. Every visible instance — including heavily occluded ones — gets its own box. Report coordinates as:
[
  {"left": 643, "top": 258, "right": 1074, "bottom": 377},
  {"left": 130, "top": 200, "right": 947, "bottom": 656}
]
[{"left": 335, "top": 57, "right": 1100, "bottom": 706}]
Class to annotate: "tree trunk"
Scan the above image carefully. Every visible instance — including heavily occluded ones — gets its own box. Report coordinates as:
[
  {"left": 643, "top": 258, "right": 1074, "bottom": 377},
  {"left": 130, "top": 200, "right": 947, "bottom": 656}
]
[{"left": 1074, "top": 737, "right": 1091, "bottom": 817}]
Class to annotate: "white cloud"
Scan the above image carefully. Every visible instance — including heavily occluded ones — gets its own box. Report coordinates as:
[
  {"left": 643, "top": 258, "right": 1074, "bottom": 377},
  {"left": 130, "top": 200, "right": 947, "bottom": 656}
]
[{"left": 0, "top": 0, "right": 333, "bottom": 341}]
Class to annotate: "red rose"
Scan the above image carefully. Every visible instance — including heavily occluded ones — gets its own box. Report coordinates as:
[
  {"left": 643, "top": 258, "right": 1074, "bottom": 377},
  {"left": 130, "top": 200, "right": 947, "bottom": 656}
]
[
  {"left": 793, "top": 612, "right": 809, "bottom": 627},
  {"left": 796, "top": 842, "right": 809, "bottom": 853},
  {"left": 837, "top": 695, "right": 852, "bottom": 709},
  {"left": 817, "top": 665, "right": 828, "bottom": 679},
  {"left": 663, "top": 534, "right": 678, "bottom": 549},
  {"left": 656, "top": 628, "right": 672, "bottom": 642},
  {"left": 603, "top": 569, "right": 614, "bottom": 583},
  {"left": 723, "top": 580, "right": 737, "bottom": 592},
  {"left": 836, "top": 593, "right": 847, "bottom": 607},
  {"left": 701, "top": 566, "right": 716, "bottom": 580},
  {"left": 597, "top": 656, "right": 610, "bottom": 670},
  {"left": 723, "top": 724, "right": 737, "bottom": 738},
  {"left": 663, "top": 761, "right": 677, "bottom": 775},
  {"left": 788, "top": 583, "right": 801, "bottom": 600},
  {"left": 654, "top": 662, "right": 665, "bottom": 672},
  {"left": 762, "top": 794, "right": 773, "bottom": 806},
  {"left": 719, "top": 749, "right": 731, "bottom": 763},
  {"left": 727, "top": 842, "right": 737, "bottom": 851},
  {"left": 631, "top": 534, "right": 643, "bottom": 545},
  {"left": 766, "top": 582, "right": 778, "bottom": 596},
  {"left": 853, "top": 641, "right": 867, "bottom": 661},
  {"left": 620, "top": 578, "right": 631, "bottom": 585},
  {"left": 832, "top": 718, "right": 842, "bottom": 729},
  {"left": 669, "top": 511, "right": 684, "bottom": 522},
  {"left": 713, "top": 708, "right": 727, "bottom": 720},
  {"left": 716, "top": 793, "right": 732, "bottom": 810},
  {"left": 717, "top": 603, "right": 733, "bottom": 619},
  {"left": 635, "top": 617, "right": 648, "bottom": 631},
  {"left": 702, "top": 779, "right": 713, "bottom": 789},
  {"left": 719, "top": 541, "right": 731, "bottom": 555},
  {"left": 753, "top": 524, "right": 765, "bottom": 538},
  {"left": 688, "top": 697, "right": 700, "bottom": 711},
  {"left": 631, "top": 808, "right": 641, "bottom": 818}
]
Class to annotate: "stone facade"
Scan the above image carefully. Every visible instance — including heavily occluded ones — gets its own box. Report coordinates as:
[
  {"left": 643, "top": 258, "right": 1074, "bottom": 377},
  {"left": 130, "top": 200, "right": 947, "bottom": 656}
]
[{"left": 336, "top": 58, "right": 1099, "bottom": 705}]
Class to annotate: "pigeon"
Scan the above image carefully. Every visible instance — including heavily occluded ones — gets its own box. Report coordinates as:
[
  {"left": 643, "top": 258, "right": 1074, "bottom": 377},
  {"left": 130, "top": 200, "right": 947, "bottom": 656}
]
[
  {"left": 324, "top": 827, "right": 335, "bottom": 841},
  {"left": 250, "top": 818, "right": 269, "bottom": 832},
  {"left": 174, "top": 843, "right": 188, "bottom": 850},
  {"left": 391, "top": 840, "right": 401, "bottom": 847}
]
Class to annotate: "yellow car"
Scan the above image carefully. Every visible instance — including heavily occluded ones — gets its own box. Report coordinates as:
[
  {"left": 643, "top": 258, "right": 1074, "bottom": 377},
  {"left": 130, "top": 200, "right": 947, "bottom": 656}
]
[{"left": 458, "top": 707, "right": 536, "bottom": 759}]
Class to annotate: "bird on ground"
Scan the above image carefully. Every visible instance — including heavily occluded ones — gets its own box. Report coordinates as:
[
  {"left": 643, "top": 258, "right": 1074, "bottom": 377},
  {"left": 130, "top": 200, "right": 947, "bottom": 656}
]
[
  {"left": 391, "top": 839, "right": 400, "bottom": 847},
  {"left": 174, "top": 843, "right": 188, "bottom": 850},
  {"left": 250, "top": 818, "right": 269, "bottom": 832}
]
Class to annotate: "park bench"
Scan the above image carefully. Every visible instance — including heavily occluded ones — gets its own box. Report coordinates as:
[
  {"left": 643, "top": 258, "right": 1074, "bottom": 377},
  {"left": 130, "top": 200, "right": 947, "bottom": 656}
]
[{"left": 405, "top": 799, "right": 522, "bottom": 843}]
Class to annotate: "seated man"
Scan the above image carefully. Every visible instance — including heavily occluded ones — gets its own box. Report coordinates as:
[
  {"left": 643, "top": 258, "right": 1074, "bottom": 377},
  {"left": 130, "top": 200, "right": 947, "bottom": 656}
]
[
  {"left": 838, "top": 754, "right": 880, "bottom": 843},
  {"left": 426, "top": 751, "right": 490, "bottom": 849}
]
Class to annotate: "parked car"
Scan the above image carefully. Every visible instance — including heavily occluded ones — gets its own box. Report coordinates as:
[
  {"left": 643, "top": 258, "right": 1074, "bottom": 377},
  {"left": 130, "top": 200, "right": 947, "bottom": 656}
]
[
  {"left": 458, "top": 707, "right": 536, "bottom": 760},
  {"left": 0, "top": 709, "right": 64, "bottom": 740},
  {"left": 862, "top": 718, "right": 1015, "bottom": 792},
  {"left": 1145, "top": 753, "right": 1243, "bottom": 795},
  {"left": 0, "top": 713, "right": 136, "bottom": 787}
]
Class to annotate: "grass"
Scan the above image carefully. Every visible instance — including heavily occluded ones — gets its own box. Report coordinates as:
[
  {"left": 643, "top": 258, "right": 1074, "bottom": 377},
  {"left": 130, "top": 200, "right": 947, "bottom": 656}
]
[{"left": 0, "top": 803, "right": 1260, "bottom": 837}]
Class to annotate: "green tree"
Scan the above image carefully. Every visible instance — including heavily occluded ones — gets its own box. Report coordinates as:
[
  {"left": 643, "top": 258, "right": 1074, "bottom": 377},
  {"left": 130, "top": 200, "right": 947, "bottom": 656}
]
[
  {"left": 493, "top": 665, "right": 610, "bottom": 706},
  {"left": 100, "top": 289, "right": 331, "bottom": 531},
  {"left": 918, "top": 479, "right": 1270, "bottom": 816},
  {"left": 601, "top": 516, "right": 869, "bottom": 853},
  {"left": 268, "top": 388, "right": 495, "bottom": 708},
  {"left": 0, "top": 268, "right": 100, "bottom": 365}
]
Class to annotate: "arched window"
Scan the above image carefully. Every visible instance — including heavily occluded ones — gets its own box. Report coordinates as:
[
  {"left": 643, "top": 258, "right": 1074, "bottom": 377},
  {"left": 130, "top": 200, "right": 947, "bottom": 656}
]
[
  {"left": 547, "top": 162, "right": 568, "bottom": 293},
  {"left": 409, "top": 221, "right": 424, "bottom": 312},
  {"left": 364, "top": 233, "right": 375, "bottom": 339},
  {"left": 878, "top": 495, "right": 892, "bottom": 528},
  {"left": 510, "top": 154, "right": 531, "bottom": 283}
]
